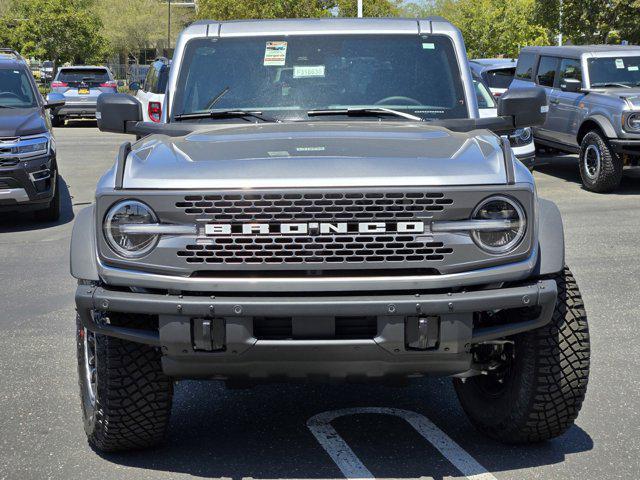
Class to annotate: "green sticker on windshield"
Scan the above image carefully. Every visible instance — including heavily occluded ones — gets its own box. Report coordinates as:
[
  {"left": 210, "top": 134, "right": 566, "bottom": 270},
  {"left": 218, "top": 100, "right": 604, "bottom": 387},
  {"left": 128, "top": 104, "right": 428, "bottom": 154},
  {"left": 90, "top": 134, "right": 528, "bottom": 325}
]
[
  {"left": 293, "top": 65, "right": 325, "bottom": 78},
  {"left": 628, "top": 65, "right": 639, "bottom": 71},
  {"left": 422, "top": 43, "right": 435, "bottom": 50}
]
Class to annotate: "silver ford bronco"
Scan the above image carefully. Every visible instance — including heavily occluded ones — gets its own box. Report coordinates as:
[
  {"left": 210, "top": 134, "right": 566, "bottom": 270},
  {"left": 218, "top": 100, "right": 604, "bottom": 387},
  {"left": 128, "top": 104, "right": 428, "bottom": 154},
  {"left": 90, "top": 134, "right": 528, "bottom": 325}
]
[
  {"left": 71, "top": 18, "right": 590, "bottom": 452},
  {"left": 512, "top": 45, "right": 640, "bottom": 192}
]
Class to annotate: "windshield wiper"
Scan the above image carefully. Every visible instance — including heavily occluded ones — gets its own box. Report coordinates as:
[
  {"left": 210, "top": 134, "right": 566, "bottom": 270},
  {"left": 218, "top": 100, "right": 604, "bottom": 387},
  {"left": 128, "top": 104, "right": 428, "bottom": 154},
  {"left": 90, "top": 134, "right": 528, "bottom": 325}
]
[
  {"left": 174, "top": 109, "right": 277, "bottom": 122},
  {"left": 307, "top": 107, "right": 423, "bottom": 121},
  {"left": 590, "top": 82, "right": 632, "bottom": 89}
]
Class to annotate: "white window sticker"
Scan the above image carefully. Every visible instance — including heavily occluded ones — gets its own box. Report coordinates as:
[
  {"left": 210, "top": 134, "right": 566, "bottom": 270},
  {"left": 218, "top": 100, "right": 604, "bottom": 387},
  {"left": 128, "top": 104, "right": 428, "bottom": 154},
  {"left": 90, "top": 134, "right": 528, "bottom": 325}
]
[
  {"left": 422, "top": 43, "right": 436, "bottom": 50},
  {"left": 293, "top": 65, "right": 325, "bottom": 78},
  {"left": 615, "top": 58, "right": 625, "bottom": 69},
  {"left": 628, "top": 65, "right": 639, "bottom": 71},
  {"left": 264, "top": 41, "right": 287, "bottom": 66}
]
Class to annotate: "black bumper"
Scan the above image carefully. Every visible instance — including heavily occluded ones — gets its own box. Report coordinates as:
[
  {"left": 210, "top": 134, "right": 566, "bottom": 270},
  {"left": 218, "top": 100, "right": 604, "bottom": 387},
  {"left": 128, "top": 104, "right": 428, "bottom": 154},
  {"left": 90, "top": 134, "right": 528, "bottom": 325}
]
[
  {"left": 54, "top": 104, "right": 97, "bottom": 118},
  {"left": 76, "top": 280, "right": 557, "bottom": 380},
  {"left": 0, "top": 153, "right": 56, "bottom": 213},
  {"left": 609, "top": 139, "right": 640, "bottom": 156}
]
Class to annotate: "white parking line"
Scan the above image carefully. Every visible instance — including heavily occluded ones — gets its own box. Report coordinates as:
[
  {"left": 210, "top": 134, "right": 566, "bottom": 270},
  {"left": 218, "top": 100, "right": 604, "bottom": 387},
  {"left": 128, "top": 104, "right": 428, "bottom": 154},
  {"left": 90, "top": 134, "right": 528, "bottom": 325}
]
[{"left": 307, "top": 407, "right": 497, "bottom": 480}]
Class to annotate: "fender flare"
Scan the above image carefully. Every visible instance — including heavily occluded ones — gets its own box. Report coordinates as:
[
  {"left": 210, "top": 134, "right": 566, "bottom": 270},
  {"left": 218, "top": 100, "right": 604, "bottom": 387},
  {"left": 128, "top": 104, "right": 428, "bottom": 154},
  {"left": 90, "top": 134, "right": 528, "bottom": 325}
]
[
  {"left": 580, "top": 114, "right": 617, "bottom": 141},
  {"left": 70, "top": 205, "right": 99, "bottom": 281},
  {"left": 534, "top": 198, "right": 565, "bottom": 276}
]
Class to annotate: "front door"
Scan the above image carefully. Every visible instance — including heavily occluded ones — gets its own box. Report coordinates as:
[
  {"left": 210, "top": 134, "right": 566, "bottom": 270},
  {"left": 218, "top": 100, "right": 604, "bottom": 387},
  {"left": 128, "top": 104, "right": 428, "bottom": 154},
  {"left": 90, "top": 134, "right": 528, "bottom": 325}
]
[
  {"left": 552, "top": 58, "right": 586, "bottom": 147},
  {"left": 534, "top": 55, "right": 561, "bottom": 142}
]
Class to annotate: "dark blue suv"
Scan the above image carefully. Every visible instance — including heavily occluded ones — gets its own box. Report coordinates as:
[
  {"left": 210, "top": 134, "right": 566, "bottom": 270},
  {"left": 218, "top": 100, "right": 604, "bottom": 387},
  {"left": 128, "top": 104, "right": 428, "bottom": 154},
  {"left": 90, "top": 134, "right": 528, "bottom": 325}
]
[{"left": 0, "top": 49, "right": 65, "bottom": 221}]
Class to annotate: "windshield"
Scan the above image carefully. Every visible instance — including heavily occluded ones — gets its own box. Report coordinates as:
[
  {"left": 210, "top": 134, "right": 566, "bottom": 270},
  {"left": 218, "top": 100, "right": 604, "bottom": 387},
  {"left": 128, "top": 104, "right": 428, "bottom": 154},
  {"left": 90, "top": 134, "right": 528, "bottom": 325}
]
[
  {"left": 588, "top": 56, "right": 640, "bottom": 87},
  {"left": 0, "top": 67, "right": 37, "bottom": 108},
  {"left": 57, "top": 68, "right": 110, "bottom": 86},
  {"left": 172, "top": 34, "right": 468, "bottom": 121}
]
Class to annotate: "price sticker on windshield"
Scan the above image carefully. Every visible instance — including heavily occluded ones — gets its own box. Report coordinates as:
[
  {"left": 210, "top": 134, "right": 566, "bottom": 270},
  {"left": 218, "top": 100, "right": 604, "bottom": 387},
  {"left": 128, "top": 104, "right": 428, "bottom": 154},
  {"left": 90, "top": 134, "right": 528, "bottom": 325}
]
[
  {"left": 615, "top": 58, "right": 625, "bottom": 69},
  {"left": 264, "top": 41, "right": 287, "bottom": 66}
]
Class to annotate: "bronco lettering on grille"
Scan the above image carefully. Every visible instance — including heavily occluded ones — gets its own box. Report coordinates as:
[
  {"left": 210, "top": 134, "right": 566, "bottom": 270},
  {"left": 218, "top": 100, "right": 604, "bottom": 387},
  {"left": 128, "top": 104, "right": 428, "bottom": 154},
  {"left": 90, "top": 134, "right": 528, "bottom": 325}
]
[{"left": 204, "top": 221, "right": 426, "bottom": 236}]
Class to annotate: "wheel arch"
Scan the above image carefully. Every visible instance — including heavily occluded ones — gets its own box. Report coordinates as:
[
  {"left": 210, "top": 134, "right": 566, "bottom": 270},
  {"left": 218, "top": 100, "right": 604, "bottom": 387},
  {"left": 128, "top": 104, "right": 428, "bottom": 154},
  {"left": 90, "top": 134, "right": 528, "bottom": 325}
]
[
  {"left": 577, "top": 116, "right": 616, "bottom": 144},
  {"left": 533, "top": 198, "right": 565, "bottom": 276},
  {"left": 70, "top": 205, "right": 99, "bottom": 281}
]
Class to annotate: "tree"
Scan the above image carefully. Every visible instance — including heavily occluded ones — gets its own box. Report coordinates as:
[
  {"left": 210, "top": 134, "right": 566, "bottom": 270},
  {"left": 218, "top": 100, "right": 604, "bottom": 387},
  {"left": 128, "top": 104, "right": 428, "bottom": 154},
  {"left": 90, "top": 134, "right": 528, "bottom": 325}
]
[
  {"left": 196, "top": 0, "right": 336, "bottom": 20},
  {"left": 4, "top": 0, "right": 106, "bottom": 67},
  {"left": 421, "top": 0, "right": 549, "bottom": 57},
  {"left": 335, "top": 0, "right": 405, "bottom": 17},
  {"left": 535, "top": 0, "right": 640, "bottom": 45}
]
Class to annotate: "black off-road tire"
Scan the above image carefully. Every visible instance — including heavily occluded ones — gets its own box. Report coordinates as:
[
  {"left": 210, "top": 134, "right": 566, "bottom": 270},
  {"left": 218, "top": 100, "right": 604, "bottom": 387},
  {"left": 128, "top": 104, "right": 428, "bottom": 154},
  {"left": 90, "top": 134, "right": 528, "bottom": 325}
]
[
  {"left": 453, "top": 266, "right": 590, "bottom": 444},
  {"left": 51, "top": 115, "right": 64, "bottom": 127},
  {"left": 579, "top": 130, "right": 623, "bottom": 192},
  {"left": 34, "top": 174, "right": 60, "bottom": 222},
  {"left": 76, "top": 314, "right": 173, "bottom": 452}
]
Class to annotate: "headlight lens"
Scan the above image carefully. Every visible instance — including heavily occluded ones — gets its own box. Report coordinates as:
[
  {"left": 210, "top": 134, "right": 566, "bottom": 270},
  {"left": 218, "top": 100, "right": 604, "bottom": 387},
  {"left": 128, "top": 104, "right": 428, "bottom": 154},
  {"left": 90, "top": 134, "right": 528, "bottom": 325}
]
[
  {"left": 624, "top": 112, "right": 640, "bottom": 132},
  {"left": 103, "top": 200, "right": 159, "bottom": 258},
  {"left": 14, "top": 137, "right": 48, "bottom": 155},
  {"left": 471, "top": 196, "right": 526, "bottom": 254}
]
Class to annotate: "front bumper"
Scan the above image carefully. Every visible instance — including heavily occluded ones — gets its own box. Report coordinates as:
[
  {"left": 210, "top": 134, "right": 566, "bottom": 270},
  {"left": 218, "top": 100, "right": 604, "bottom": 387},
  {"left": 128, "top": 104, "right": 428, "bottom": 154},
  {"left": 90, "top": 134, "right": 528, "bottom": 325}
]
[
  {"left": 609, "top": 139, "right": 640, "bottom": 158},
  {"left": 76, "top": 279, "right": 557, "bottom": 380},
  {"left": 0, "top": 153, "right": 56, "bottom": 212}
]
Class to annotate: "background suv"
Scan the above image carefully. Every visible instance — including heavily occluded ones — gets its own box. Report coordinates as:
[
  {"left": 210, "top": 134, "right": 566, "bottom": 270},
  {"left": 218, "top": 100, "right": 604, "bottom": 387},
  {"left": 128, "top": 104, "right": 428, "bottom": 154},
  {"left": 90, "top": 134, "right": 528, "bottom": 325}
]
[
  {"left": 470, "top": 58, "right": 517, "bottom": 98},
  {"left": 50, "top": 66, "right": 119, "bottom": 126},
  {"left": 130, "top": 57, "right": 170, "bottom": 122},
  {"left": 0, "top": 49, "right": 64, "bottom": 221},
  {"left": 511, "top": 45, "right": 640, "bottom": 192}
]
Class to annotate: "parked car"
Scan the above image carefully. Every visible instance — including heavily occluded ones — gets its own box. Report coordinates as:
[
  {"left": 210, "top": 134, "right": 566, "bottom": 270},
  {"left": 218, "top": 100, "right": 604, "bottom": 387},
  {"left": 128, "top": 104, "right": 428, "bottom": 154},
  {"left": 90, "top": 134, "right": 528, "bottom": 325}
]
[
  {"left": 511, "top": 45, "right": 640, "bottom": 192},
  {"left": 0, "top": 49, "right": 65, "bottom": 221},
  {"left": 473, "top": 71, "right": 536, "bottom": 168},
  {"left": 39, "top": 60, "right": 54, "bottom": 83},
  {"left": 470, "top": 58, "right": 517, "bottom": 98},
  {"left": 49, "top": 66, "right": 120, "bottom": 126},
  {"left": 130, "top": 58, "right": 170, "bottom": 122},
  {"left": 73, "top": 18, "right": 590, "bottom": 452}
]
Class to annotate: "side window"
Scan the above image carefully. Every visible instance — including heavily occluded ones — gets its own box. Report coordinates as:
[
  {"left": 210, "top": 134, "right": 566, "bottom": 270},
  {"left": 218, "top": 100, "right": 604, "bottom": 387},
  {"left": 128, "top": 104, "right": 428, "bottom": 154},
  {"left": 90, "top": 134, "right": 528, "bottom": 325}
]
[
  {"left": 559, "top": 58, "right": 582, "bottom": 82},
  {"left": 143, "top": 66, "right": 157, "bottom": 92},
  {"left": 515, "top": 52, "right": 536, "bottom": 81},
  {"left": 536, "top": 56, "right": 559, "bottom": 87},
  {"left": 156, "top": 65, "right": 169, "bottom": 94}
]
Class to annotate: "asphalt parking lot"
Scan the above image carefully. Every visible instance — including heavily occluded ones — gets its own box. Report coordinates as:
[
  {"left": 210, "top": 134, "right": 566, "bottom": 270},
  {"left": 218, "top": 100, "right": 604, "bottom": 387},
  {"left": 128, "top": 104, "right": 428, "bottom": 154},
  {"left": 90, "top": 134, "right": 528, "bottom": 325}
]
[{"left": 1, "top": 124, "right": 639, "bottom": 480}]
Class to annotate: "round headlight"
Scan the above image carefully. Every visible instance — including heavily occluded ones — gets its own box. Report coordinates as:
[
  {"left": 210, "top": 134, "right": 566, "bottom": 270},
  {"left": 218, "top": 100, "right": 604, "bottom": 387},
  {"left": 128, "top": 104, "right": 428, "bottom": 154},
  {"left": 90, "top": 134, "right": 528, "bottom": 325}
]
[
  {"left": 625, "top": 112, "right": 640, "bottom": 131},
  {"left": 103, "top": 200, "right": 159, "bottom": 258},
  {"left": 471, "top": 196, "right": 526, "bottom": 254}
]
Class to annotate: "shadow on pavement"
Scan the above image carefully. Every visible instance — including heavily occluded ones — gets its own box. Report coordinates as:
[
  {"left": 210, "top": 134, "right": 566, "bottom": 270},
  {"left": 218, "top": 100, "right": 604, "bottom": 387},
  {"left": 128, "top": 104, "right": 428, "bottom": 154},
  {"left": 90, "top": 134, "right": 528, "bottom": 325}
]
[
  {"left": 97, "top": 379, "right": 594, "bottom": 479},
  {"left": 0, "top": 176, "right": 74, "bottom": 232},
  {"left": 536, "top": 154, "right": 640, "bottom": 195}
]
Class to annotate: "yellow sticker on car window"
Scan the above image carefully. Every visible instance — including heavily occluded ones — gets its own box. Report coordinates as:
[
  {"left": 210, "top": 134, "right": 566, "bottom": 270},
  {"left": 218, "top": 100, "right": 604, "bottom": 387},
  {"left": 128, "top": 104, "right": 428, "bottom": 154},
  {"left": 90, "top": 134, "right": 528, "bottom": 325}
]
[
  {"left": 293, "top": 65, "right": 325, "bottom": 78},
  {"left": 264, "top": 41, "right": 287, "bottom": 66}
]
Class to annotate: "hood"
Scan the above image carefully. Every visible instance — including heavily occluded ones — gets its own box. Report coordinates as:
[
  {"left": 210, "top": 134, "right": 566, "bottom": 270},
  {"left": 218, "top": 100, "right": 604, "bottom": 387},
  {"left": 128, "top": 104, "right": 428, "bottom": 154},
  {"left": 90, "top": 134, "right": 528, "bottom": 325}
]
[
  {"left": 0, "top": 107, "right": 47, "bottom": 137},
  {"left": 589, "top": 87, "right": 640, "bottom": 104},
  {"left": 123, "top": 122, "right": 508, "bottom": 189}
]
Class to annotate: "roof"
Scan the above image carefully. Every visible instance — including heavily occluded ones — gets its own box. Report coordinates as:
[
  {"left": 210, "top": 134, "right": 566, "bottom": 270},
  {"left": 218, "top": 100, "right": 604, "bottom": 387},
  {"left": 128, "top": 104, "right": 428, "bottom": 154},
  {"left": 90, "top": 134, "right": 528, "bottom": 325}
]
[
  {"left": 184, "top": 17, "right": 459, "bottom": 37},
  {"left": 521, "top": 45, "right": 640, "bottom": 58},
  {"left": 59, "top": 65, "right": 109, "bottom": 69},
  {"left": 470, "top": 58, "right": 516, "bottom": 67}
]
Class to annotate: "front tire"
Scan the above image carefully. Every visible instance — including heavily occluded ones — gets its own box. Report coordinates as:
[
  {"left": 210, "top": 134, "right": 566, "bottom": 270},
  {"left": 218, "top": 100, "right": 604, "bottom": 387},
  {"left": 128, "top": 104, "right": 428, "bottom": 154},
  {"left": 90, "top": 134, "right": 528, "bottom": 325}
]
[
  {"left": 579, "top": 130, "right": 622, "bottom": 192},
  {"left": 51, "top": 115, "right": 64, "bottom": 127},
  {"left": 453, "top": 266, "right": 590, "bottom": 443},
  {"left": 76, "top": 313, "right": 173, "bottom": 452},
  {"left": 34, "top": 174, "right": 60, "bottom": 222}
]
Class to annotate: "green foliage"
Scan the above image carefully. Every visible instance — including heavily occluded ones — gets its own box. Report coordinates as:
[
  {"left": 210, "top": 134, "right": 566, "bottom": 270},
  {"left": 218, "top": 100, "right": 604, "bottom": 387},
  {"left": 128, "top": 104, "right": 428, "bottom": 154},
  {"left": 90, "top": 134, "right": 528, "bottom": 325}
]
[
  {"left": 196, "top": 0, "right": 336, "bottom": 20},
  {"left": 335, "top": 0, "right": 405, "bottom": 17},
  {"left": 1, "top": 0, "right": 106, "bottom": 65},
  {"left": 422, "top": 0, "right": 549, "bottom": 57}
]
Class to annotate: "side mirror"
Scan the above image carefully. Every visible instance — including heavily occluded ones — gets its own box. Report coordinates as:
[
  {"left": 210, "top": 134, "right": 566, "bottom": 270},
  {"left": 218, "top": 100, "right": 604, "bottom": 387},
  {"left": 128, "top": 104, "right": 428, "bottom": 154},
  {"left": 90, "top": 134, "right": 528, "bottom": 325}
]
[
  {"left": 97, "top": 93, "right": 142, "bottom": 134},
  {"left": 497, "top": 87, "right": 547, "bottom": 128},
  {"left": 44, "top": 92, "right": 65, "bottom": 109},
  {"left": 560, "top": 78, "right": 582, "bottom": 93},
  {"left": 129, "top": 81, "right": 140, "bottom": 92},
  {"left": 117, "top": 80, "right": 125, "bottom": 88}
]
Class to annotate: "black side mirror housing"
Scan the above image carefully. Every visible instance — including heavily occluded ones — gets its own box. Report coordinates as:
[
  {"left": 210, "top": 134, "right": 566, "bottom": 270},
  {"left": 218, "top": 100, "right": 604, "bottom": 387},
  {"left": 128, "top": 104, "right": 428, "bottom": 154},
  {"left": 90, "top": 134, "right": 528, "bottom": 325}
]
[
  {"left": 560, "top": 78, "right": 582, "bottom": 93},
  {"left": 97, "top": 93, "right": 142, "bottom": 134},
  {"left": 129, "top": 81, "right": 140, "bottom": 92},
  {"left": 497, "top": 87, "right": 548, "bottom": 128}
]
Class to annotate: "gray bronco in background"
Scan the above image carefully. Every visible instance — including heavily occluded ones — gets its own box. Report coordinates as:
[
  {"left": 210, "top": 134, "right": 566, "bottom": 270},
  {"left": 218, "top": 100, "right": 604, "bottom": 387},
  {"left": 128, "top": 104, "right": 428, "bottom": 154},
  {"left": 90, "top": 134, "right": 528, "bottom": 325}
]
[
  {"left": 512, "top": 45, "right": 640, "bottom": 192},
  {"left": 71, "top": 18, "right": 590, "bottom": 451}
]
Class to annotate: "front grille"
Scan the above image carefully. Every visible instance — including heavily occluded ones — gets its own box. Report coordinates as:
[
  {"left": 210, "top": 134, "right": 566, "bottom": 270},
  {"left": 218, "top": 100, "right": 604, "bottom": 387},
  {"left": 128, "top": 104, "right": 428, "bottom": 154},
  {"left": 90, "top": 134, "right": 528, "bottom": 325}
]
[
  {"left": 0, "top": 178, "right": 20, "bottom": 189},
  {"left": 252, "top": 316, "right": 377, "bottom": 340},
  {"left": 178, "top": 234, "right": 454, "bottom": 265},
  {"left": 0, "top": 158, "right": 19, "bottom": 167},
  {"left": 175, "top": 191, "right": 453, "bottom": 221}
]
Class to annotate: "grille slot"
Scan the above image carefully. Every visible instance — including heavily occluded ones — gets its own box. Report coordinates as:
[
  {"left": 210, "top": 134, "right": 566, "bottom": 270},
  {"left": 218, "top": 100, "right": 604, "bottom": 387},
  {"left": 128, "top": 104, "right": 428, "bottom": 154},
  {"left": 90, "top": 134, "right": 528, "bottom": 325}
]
[
  {"left": 252, "top": 316, "right": 377, "bottom": 340},
  {"left": 335, "top": 316, "right": 377, "bottom": 339},
  {"left": 178, "top": 235, "right": 454, "bottom": 265},
  {"left": 175, "top": 191, "right": 453, "bottom": 221}
]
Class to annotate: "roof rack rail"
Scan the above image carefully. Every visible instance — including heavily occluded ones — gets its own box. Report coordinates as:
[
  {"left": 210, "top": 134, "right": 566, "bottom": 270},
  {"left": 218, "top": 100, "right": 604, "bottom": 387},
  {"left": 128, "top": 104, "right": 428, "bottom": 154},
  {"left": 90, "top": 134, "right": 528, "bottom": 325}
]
[{"left": 0, "top": 48, "right": 24, "bottom": 60}]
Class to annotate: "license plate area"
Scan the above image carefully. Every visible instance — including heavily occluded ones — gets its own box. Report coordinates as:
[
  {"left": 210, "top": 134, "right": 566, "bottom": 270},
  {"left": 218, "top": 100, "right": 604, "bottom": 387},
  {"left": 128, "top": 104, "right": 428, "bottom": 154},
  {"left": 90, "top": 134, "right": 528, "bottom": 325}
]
[{"left": 78, "top": 87, "right": 89, "bottom": 95}]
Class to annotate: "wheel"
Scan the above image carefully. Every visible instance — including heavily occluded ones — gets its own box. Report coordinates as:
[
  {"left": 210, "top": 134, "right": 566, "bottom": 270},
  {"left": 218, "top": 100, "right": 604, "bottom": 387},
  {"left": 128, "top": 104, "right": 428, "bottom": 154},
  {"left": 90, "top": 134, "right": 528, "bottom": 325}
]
[
  {"left": 51, "top": 115, "right": 64, "bottom": 127},
  {"left": 579, "top": 130, "right": 623, "bottom": 192},
  {"left": 76, "top": 313, "right": 173, "bottom": 452},
  {"left": 34, "top": 174, "right": 60, "bottom": 222},
  {"left": 453, "top": 266, "right": 590, "bottom": 444}
]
